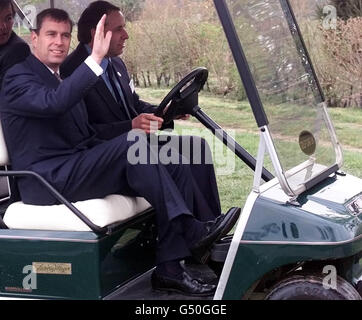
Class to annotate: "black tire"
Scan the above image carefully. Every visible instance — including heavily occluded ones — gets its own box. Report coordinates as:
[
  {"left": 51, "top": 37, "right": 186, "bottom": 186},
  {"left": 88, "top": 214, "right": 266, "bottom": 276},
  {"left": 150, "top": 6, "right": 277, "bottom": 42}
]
[{"left": 265, "top": 274, "right": 361, "bottom": 300}]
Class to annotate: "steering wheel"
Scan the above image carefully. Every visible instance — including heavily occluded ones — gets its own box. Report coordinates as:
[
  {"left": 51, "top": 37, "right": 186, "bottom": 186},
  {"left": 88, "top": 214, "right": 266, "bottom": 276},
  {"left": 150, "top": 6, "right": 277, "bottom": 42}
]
[{"left": 154, "top": 68, "right": 208, "bottom": 124}]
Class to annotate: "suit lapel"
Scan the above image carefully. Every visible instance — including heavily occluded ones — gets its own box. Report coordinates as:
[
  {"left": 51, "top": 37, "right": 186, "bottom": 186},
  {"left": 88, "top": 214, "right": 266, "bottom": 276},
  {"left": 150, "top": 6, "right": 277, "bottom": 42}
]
[
  {"left": 111, "top": 59, "right": 138, "bottom": 118},
  {"left": 28, "top": 55, "right": 59, "bottom": 89},
  {"left": 62, "top": 45, "right": 138, "bottom": 121},
  {"left": 73, "top": 45, "right": 134, "bottom": 120},
  {"left": 94, "top": 79, "right": 130, "bottom": 120}
]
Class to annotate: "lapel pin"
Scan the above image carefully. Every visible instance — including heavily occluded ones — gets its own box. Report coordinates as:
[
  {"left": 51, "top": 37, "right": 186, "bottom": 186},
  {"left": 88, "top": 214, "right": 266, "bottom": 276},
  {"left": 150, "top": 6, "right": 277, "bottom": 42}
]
[{"left": 117, "top": 72, "right": 122, "bottom": 78}]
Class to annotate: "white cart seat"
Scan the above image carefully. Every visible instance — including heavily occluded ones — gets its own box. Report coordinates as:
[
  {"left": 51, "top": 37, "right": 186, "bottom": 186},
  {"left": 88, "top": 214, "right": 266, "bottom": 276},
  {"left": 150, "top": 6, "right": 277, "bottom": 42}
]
[
  {"left": 3, "top": 195, "right": 151, "bottom": 232},
  {"left": 0, "top": 122, "right": 151, "bottom": 232}
]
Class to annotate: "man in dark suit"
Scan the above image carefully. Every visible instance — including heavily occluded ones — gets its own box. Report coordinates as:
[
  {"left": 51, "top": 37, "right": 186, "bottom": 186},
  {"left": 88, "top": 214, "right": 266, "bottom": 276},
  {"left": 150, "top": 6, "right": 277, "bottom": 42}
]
[
  {"left": 0, "top": 0, "right": 30, "bottom": 87},
  {"left": 61, "top": 2, "right": 166, "bottom": 139},
  {"left": 61, "top": 1, "right": 222, "bottom": 222},
  {"left": 0, "top": 0, "right": 30, "bottom": 204},
  {"left": 1, "top": 8, "right": 239, "bottom": 296}
]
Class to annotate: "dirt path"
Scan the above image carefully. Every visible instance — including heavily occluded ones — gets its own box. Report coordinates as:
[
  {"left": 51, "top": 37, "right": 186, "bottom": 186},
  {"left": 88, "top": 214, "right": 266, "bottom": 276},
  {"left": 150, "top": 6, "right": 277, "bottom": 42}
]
[{"left": 177, "top": 120, "right": 362, "bottom": 154}]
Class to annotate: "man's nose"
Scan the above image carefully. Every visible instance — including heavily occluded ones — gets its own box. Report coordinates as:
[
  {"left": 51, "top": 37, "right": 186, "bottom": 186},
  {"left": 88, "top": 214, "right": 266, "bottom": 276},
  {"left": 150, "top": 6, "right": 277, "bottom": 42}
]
[
  {"left": 54, "top": 34, "right": 63, "bottom": 45},
  {"left": 122, "top": 29, "right": 129, "bottom": 40}
]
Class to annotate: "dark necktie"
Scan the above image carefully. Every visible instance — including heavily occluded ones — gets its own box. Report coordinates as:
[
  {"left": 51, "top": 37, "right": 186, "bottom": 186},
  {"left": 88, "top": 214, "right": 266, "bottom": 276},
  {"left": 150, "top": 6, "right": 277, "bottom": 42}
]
[
  {"left": 54, "top": 72, "right": 62, "bottom": 82},
  {"left": 106, "top": 61, "right": 132, "bottom": 119}
]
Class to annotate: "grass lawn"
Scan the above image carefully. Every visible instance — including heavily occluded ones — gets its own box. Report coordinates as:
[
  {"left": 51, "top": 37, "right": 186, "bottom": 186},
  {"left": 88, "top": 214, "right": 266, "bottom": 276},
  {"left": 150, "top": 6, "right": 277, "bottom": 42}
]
[{"left": 137, "top": 87, "right": 362, "bottom": 212}]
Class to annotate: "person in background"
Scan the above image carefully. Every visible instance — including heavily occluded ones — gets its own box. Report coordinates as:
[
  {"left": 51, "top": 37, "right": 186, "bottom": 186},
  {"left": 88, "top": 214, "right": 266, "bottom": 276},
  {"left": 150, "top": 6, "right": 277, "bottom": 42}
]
[
  {"left": 0, "top": 0, "right": 30, "bottom": 206},
  {"left": 0, "top": 0, "right": 30, "bottom": 87}
]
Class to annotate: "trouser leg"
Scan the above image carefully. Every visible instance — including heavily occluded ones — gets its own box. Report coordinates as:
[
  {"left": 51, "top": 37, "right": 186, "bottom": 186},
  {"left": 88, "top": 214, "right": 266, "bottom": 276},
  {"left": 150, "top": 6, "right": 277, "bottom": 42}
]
[
  {"left": 156, "top": 134, "right": 221, "bottom": 221},
  {"left": 187, "top": 135, "right": 221, "bottom": 220},
  {"left": 51, "top": 133, "right": 196, "bottom": 263}
]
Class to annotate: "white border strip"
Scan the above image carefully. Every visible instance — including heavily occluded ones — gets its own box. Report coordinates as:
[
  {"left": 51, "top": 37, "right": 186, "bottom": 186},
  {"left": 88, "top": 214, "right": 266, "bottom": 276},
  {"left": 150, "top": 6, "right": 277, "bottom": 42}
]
[{"left": 214, "top": 191, "right": 259, "bottom": 300}]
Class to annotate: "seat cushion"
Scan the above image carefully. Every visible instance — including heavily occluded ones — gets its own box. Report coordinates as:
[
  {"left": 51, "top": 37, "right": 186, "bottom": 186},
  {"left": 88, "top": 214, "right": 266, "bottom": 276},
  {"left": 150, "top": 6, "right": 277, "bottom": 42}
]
[{"left": 3, "top": 194, "right": 151, "bottom": 232}]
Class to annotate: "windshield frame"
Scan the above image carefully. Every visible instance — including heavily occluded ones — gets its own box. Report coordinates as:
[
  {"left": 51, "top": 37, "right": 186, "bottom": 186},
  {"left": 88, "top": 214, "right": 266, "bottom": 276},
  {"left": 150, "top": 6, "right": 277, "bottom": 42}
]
[{"left": 213, "top": 0, "right": 343, "bottom": 198}]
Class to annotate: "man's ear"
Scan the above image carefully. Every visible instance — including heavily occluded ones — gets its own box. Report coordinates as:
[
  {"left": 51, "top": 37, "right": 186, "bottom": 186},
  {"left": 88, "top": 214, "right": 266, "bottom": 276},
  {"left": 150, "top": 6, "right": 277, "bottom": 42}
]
[
  {"left": 30, "top": 30, "right": 38, "bottom": 48},
  {"left": 90, "top": 28, "right": 96, "bottom": 40},
  {"left": 88, "top": 28, "right": 96, "bottom": 47}
]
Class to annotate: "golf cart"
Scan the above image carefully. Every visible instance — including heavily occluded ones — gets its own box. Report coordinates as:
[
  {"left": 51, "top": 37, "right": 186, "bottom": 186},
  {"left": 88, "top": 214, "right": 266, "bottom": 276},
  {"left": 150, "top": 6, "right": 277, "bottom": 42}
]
[{"left": 0, "top": 0, "right": 361, "bottom": 300}]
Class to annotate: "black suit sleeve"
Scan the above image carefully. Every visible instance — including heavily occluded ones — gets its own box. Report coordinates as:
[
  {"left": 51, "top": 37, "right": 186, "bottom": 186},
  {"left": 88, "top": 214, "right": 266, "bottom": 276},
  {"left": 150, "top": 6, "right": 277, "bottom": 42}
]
[
  {"left": 0, "top": 42, "right": 30, "bottom": 88},
  {"left": 92, "top": 120, "right": 133, "bottom": 140},
  {"left": 2, "top": 61, "right": 99, "bottom": 118}
]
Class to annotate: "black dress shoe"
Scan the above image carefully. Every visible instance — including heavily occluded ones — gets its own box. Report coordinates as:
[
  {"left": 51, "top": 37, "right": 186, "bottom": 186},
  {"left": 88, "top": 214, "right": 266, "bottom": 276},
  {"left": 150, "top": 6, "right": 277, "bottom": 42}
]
[
  {"left": 190, "top": 207, "right": 241, "bottom": 264},
  {"left": 182, "top": 260, "right": 219, "bottom": 285},
  {"left": 151, "top": 270, "right": 216, "bottom": 297}
]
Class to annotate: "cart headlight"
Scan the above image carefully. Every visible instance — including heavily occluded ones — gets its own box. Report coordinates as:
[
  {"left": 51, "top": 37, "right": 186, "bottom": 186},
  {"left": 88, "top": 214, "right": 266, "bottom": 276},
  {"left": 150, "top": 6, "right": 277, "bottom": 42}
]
[{"left": 345, "top": 193, "right": 362, "bottom": 216}]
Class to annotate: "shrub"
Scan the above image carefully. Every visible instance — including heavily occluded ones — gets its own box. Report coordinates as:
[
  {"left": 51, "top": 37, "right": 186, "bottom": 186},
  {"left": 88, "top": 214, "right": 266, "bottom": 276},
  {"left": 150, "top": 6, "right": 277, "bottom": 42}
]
[{"left": 319, "top": 17, "right": 362, "bottom": 108}]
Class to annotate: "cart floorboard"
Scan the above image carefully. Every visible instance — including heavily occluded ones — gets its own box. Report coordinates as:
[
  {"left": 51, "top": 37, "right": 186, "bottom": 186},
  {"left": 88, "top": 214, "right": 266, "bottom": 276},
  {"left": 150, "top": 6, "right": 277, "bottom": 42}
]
[{"left": 106, "top": 264, "right": 217, "bottom": 300}]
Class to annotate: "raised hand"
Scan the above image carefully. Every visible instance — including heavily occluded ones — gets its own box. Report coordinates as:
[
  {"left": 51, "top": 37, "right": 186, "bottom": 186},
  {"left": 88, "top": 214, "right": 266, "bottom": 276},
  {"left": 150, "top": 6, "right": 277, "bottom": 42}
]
[{"left": 91, "top": 14, "right": 112, "bottom": 65}]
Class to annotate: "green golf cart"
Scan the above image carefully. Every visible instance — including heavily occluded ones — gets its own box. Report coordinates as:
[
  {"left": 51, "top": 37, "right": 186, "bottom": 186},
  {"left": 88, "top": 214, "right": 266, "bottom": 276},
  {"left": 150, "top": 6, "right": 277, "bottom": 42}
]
[{"left": 0, "top": 0, "right": 361, "bottom": 300}]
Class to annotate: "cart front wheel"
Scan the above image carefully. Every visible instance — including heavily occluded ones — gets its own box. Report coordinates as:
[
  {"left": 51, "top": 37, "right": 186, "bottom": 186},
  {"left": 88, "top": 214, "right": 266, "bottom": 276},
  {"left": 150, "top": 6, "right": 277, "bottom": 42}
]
[{"left": 265, "top": 274, "right": 361, "bottom": 300}]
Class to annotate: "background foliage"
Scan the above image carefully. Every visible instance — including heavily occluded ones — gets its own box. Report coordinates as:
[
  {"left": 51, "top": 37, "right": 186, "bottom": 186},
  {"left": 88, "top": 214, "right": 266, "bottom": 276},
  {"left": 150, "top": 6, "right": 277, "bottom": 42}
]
[{"left": 14, "top": 0, "right": 361, "bottom": 108}]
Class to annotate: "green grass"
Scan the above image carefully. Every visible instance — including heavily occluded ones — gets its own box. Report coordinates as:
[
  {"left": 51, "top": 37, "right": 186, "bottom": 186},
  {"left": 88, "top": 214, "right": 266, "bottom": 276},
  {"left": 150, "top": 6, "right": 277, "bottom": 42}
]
[{"left": 137, "top": 87, "right": 362, "bottom": 212}]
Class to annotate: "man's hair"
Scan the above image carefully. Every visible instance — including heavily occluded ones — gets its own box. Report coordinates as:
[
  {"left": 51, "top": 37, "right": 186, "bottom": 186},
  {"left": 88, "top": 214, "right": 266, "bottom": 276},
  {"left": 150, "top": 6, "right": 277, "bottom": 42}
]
[
  {"left": 77, "top": 1, "right": 120, "bottom": 44},
  {"left": 0, "top": 0, "right": 16, "bottom": 17},
  {"left": 33, "top": 8, "right": 74, "bottom": 34}
]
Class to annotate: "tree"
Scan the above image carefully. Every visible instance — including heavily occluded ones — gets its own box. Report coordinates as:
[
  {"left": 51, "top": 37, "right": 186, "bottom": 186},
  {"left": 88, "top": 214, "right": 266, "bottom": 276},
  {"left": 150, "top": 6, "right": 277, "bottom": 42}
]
[
  {"left": 330, "top": 0, "right": 362, "bottom": 19},
  {"left": 113, "top": 0, "right": 145, "bottom": 21}
]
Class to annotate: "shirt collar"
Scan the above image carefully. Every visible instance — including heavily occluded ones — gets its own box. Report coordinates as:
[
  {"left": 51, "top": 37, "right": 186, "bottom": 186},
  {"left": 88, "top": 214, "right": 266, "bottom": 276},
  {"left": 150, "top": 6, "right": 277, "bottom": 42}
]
[{"left": 43, "top": 63, "right": 60, "bottom": 77}]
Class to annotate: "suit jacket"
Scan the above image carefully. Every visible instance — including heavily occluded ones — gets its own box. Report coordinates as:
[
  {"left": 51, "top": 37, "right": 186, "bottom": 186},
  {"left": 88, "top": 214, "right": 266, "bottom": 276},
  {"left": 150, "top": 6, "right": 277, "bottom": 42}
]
[
  {"left": 61, "top": 44, "right": 172, "bottom": 140},
  {"left": 0, "top": 32, "right": 30, "bottom": 88},
  {"left": 0, "top": 54, "right": 103, "bottom": 204}
]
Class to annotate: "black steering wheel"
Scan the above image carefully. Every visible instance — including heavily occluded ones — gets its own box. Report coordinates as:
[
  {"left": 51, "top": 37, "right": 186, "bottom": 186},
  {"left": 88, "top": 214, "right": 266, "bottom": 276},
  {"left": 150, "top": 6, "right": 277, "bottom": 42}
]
[{"left": 154, "top": 68, "right": 208, "bottom": 124}]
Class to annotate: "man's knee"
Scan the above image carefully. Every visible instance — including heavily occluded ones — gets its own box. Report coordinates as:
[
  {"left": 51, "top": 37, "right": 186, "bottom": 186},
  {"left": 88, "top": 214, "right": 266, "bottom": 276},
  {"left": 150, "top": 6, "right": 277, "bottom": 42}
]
[{"left": 125, "top": 130, "right": 159, "bottom": 165}]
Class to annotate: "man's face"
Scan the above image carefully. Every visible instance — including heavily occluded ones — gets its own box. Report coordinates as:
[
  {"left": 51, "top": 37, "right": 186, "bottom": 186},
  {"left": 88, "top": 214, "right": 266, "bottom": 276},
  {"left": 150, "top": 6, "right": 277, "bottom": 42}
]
[
  {"left": 0, "top": 3, "right": 14, "bottom": 46},
  {"left": 31, "top": 18, "right": 71, "bottom": 71},
  {"left": 104, "top": 10, "right": 129, "bottom": 57}
]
